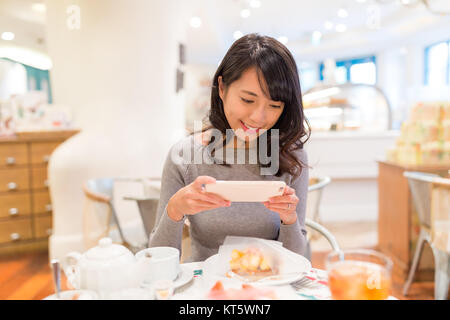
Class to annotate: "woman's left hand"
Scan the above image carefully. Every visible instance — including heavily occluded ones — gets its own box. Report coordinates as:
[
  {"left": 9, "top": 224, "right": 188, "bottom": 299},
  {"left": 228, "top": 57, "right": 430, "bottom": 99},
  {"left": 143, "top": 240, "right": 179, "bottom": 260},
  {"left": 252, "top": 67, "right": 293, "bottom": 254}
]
[{"left": 263, "top": 186, "right": 299, "bottom": 225}]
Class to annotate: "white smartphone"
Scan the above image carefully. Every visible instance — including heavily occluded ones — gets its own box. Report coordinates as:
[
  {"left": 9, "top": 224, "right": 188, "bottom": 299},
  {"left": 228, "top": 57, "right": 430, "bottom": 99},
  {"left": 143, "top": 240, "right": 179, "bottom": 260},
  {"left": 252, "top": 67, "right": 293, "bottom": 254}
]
[{"left": 204, "top": 180, "right": 286, "bottom": 202}]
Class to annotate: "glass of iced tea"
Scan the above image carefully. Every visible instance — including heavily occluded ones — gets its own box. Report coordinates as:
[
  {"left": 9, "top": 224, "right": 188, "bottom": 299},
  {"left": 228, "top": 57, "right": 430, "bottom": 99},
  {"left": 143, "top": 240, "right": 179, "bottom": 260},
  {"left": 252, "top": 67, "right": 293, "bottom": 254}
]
[{"left": 326, "top": 249, "right": 393, "bottom": 300}]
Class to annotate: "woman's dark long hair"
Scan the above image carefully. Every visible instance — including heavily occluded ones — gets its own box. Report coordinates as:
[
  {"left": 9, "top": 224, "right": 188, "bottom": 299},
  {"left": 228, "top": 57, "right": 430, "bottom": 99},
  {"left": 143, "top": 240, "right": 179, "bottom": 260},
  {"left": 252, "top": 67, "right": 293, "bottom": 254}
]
[{"left": 198, "top": 33, "right": 310, "bottom": 179}]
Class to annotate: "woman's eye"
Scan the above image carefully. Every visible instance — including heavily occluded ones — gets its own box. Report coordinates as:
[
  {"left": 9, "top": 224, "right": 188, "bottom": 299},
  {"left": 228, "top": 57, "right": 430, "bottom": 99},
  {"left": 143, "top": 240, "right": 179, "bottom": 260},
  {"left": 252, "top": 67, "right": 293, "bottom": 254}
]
[
  {"left": 270, "top": 105, "right": 282, "bottom": 109},
  {"left": 241, "top": 98, "right": 254, "bottom": 104}
]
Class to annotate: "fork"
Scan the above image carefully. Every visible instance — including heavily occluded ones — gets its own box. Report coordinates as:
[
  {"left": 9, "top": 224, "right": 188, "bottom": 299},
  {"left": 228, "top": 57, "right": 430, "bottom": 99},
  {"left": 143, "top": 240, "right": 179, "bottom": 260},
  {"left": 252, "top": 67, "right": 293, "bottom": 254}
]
[{"left": 291, "top": 276, "right": 325, "bottom": 290}]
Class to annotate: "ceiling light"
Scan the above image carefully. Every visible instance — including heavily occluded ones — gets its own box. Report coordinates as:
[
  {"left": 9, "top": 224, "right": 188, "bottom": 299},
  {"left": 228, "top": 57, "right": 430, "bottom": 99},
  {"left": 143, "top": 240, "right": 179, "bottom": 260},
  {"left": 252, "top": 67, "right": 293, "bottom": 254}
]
[
  {"left": 277, "top": 36, "right": 288, "bottom": 45},
  {"left": 1, "top": 32, "right": 15, "bottom": 41},
  {"left": 189, "top": 17, "right": 202, "bottom": 28},
  {"left": 337, "top": 8, "right": 349, "bottom": 18},
  {"left": 335, "top": 24, "right": 347, "bottom": 32},
  {"left": 31, "top": 3, "right": 46, "bottom": 13},
  {"left": 324, "top": 21, "right": 334, "bottom": 30},
  {"left": 249, "top": 0, "right": 261, "bottom": 8},
  {"left": 240, "top": 9, "right": 251, "bottom": 18},
  {"left": 233, "top": 30, "right": 243, "bottom": 40}
]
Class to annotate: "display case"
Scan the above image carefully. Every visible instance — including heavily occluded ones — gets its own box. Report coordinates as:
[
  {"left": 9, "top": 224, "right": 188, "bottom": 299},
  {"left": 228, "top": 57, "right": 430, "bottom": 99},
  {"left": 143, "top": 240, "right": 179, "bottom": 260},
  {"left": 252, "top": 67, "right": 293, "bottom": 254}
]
[{"left": 303, "top": 83, "right": 393, "bottom": 132}]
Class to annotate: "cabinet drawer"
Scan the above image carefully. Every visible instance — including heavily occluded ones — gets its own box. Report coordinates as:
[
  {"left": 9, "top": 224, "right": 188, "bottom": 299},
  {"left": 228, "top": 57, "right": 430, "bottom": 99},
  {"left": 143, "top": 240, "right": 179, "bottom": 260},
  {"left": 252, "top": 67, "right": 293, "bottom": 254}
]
[
  {"left": 0, "top": 168, "right": 30, "bottom": 192},
  {"left": 32, "top": 191, "right": 52, "bottom": 215},
  {"left": 31, "top": 167, "right": 48, "bottom": 190},
  {"left": 30, "top": 142, "right": 60, "bottom": 165},
  {"left": 34, "top": 215, "right": 53, "bottom": 239},
  {"left": 0, "top": 218, "right": 33, "bottom": 244},
  {"left": 0, "top": 193, "right": 32, "bottom": 218},
  {"left": 0, "top": 143, "right": 28, "bottom": 167}
]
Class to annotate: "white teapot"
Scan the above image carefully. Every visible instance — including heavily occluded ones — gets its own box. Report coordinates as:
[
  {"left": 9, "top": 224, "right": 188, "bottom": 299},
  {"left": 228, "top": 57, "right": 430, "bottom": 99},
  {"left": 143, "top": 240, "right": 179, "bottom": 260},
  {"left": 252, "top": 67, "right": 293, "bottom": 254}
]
[{"left": 62, "top": 237, "right": 143, "bottom": 298}]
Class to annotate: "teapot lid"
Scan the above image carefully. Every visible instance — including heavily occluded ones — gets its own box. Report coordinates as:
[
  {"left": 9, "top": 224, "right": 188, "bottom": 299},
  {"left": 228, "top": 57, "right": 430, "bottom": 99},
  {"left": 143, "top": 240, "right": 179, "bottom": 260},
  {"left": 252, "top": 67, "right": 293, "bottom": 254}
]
[{"left": 85, "top": 238, "right": 133, "bottom": 261}]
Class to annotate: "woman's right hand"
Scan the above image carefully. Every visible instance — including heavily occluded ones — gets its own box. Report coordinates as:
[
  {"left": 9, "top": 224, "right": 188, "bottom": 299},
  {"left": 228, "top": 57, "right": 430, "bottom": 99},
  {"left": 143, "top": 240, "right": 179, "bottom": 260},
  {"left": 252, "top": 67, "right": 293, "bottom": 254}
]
[{"left": 167, "top": 176, "right": 231, "bottom": 221}]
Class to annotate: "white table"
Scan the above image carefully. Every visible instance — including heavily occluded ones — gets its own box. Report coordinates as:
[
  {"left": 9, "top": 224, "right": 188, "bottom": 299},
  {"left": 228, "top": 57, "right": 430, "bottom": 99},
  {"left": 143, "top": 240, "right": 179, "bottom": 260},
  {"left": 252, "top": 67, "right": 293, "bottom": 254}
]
[{"left": 173, "top": 262, "right": 332, "bottom": 300}]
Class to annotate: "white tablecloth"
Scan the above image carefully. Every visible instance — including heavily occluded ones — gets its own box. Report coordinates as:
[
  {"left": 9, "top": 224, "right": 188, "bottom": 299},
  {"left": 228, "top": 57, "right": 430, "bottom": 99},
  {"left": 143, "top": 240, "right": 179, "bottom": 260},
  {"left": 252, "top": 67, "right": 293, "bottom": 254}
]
[{"left": 173, "top": 262, "right": 332, "bottom": 300}]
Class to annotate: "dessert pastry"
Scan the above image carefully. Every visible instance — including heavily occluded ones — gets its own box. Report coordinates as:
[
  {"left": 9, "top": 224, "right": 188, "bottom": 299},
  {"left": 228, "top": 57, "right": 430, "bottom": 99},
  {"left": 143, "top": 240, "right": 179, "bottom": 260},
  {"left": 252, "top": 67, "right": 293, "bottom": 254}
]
[{"left": 228, "top": 248, "right": 274, "bottom": 279}]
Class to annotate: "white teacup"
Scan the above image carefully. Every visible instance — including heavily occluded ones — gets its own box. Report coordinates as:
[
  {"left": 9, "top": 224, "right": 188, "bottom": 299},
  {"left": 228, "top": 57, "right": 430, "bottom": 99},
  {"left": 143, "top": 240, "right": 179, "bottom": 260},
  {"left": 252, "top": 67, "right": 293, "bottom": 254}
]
[{"left": 136, "top": 247, "right": 180, "bottom": 285}]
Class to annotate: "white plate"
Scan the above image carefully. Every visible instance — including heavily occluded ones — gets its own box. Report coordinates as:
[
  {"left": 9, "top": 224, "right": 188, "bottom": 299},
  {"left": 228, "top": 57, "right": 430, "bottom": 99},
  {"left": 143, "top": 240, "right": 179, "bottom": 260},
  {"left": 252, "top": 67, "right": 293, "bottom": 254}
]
[
  {"left": 202, "top": 252, "right": 311, "bottom": 286},
  {"left": 173, "top": 264, "right": 195, "bottom": 289}
]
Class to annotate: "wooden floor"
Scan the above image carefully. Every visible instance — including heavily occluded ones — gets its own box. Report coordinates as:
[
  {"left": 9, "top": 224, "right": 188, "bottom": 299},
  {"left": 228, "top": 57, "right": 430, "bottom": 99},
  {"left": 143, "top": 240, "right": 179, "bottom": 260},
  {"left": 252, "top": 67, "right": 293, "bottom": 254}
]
[{"left": 0, "top": 249, "right": 444, "bottom": 300}]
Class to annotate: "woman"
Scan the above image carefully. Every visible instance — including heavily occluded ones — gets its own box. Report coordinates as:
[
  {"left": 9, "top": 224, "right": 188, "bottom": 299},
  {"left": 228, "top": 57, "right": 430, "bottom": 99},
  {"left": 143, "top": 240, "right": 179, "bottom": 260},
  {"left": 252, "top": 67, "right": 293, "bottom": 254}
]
[{"left": 149, "top": 33, "right": 310, "bottom": 262}]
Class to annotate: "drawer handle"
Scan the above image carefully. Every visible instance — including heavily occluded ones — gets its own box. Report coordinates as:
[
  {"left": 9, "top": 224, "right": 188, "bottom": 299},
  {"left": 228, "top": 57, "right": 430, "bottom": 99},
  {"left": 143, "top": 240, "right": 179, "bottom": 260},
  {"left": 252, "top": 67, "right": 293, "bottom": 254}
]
[
  {"left": 46, "top": 228, "right": 53, "bottom": 236},
  {"left": 43, "top": 155, "right": 50, "bottom": 163},
  {"left": 45, "top": 204, "right": 52, "bottom": 212},
  {"left": 6, "top": 157, "right": 16, "bottom": 165},
  {"left": 44, "top": 180, "right": 49, "bottom": 187},
  {"left": 7, "top": 182, "right": 17, "bottom": 190},
  {"left": 10, "top": 233, "right": 21, "bottom": 241},
  {"left": 9, "top": 208, "right": 19, "bottom": 216}
]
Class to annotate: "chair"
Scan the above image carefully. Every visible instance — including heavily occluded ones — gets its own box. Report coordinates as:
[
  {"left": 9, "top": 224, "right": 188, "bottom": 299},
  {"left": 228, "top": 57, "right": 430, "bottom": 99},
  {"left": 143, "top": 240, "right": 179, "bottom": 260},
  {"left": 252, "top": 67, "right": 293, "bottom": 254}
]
[
  {"left": 430, "top": 175, "right": 450, "bottom": 299},
  {"left": 402, "top": 171, "right": 450, "bottom": 300},
  {"left": 124, "top": 179, "right": 195, "bottom": 262},
  {"left": 307, "top": 176, "right": 331, "bottom": 240},
  {"left": 82, "top": 177, "right": 157, "bottom": 253},
  {"left": 307, "top": 176, "right": 331, "bottom": 223},
  {"left": 305, "top": 218, "right": 341, "bottom": 252}
]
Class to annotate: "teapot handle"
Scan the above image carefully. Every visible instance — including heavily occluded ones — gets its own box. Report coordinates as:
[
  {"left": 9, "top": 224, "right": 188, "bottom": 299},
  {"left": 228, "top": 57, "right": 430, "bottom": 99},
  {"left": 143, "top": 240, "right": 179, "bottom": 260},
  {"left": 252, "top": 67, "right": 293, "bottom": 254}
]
[{"left": 62, "top": 252, "right": 82, "bottom": 289}]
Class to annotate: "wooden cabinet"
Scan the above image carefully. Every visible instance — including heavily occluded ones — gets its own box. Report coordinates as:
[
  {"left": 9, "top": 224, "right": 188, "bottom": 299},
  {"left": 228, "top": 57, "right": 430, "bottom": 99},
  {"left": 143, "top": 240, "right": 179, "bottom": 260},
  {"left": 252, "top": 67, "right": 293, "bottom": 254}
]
[
  {"left": 0, "top": 219, "right": 33, "bottom": 244},
  {"left": 0, "top": 193, "right": 32, "bottom": 218},
  {"left": 0, "top": 130, "right": 78, "bottom": 254},
  {"left": 377, "top": 160, "right": 450, "bottom": 281},
  {"left": 34, "top": 215, "right": 53, "bottom": 239}
]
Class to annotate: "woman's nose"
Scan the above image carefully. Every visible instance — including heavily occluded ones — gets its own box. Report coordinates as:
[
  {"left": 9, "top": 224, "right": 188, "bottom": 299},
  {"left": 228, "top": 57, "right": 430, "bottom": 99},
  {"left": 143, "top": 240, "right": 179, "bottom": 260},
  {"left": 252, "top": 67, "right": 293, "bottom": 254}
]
[{"left": 248, "top": 104, "right": 266, "bottom": 126}]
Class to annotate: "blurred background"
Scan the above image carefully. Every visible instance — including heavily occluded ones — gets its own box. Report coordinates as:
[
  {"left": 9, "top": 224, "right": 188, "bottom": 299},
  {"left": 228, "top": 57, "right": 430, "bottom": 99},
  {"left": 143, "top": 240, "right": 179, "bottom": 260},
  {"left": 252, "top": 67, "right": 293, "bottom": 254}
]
[{"left": 0, "top": 0, "right": 449, "bottom": 299}]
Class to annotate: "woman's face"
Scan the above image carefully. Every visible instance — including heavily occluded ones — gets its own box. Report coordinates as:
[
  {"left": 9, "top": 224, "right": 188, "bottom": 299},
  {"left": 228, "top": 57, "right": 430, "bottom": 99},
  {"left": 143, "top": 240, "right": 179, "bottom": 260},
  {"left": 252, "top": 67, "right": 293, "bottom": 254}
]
[{"left": 218, "top": 67, "right": 285, "bottom": 143}]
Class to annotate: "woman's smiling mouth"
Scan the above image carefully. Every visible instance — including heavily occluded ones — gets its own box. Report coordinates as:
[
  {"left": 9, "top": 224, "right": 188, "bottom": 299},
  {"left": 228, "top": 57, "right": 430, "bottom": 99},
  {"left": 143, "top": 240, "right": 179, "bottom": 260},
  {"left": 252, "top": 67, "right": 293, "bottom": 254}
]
[{"left": 240, "top": 120, "right": 261, "bottom": 133}]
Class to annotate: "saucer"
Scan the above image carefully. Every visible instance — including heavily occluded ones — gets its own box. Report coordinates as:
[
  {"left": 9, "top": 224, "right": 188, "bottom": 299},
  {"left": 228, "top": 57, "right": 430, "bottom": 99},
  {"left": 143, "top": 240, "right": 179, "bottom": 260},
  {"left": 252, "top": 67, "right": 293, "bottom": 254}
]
[
  {"left": 173, "top": 264, "right": 195, "bottom": 289},
  {"left": 140, "top": 264, "right": 194, "bottom": 290}
]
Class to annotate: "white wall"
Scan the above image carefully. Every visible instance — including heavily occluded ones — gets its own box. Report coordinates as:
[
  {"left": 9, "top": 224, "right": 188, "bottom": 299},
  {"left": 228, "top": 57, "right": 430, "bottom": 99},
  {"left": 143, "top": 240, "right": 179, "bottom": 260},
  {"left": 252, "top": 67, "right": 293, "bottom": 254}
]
[{"left": 44, "top": 0, "right": 187, "bottom": 259}]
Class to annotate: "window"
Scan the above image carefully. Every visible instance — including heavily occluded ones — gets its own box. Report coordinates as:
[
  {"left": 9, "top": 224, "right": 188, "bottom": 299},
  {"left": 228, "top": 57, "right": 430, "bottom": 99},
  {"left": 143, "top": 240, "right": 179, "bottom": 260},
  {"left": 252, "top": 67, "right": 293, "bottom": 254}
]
[
  {"left": 299, "top": 64, "right": 319, "bottom": 92},
  {"left": 425, "top": 40, "right": 450, "bottom": 86},
  {"left": 319, "top": 56, "right": 377, "bottom": 85}
]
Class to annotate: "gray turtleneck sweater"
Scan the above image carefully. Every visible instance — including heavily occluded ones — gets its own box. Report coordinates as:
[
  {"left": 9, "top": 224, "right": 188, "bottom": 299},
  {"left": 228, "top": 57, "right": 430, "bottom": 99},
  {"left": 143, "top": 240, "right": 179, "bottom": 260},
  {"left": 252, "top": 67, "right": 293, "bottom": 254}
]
[{"left": 148, "top": 133, "right": 309, "bottom": 262}]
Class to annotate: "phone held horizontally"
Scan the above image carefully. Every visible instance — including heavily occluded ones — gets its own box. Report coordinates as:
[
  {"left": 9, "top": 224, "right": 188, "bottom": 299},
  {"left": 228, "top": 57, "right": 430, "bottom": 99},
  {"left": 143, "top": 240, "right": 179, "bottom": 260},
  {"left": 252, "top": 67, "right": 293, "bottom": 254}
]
[{"left": 204, "top": 181, "right": 286, "bottom": 202}]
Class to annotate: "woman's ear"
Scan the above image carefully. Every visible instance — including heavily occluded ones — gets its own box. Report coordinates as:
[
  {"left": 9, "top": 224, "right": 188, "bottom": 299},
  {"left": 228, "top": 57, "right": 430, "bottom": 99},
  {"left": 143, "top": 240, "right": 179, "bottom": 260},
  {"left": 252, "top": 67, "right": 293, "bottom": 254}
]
[{"left": 218, "top": 76, "right": 225, "bottom": 100}]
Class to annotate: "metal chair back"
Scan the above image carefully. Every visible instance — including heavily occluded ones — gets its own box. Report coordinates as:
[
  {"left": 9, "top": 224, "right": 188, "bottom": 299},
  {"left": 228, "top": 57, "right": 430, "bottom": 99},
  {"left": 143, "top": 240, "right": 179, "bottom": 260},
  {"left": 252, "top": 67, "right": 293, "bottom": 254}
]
[
  {"left": 404, "top": 171, "right": 440, "bottom": 230},
  {"left": 306, "top": 176, "right": 331, "bottom": 222}
]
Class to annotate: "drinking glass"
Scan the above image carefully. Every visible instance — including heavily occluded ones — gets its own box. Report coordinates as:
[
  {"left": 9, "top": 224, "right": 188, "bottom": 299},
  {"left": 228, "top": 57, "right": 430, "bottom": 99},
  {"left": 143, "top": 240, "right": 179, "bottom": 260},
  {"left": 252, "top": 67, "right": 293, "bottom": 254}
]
[{"left": 326, "top": 249, "right": 393, "bottom": 300}]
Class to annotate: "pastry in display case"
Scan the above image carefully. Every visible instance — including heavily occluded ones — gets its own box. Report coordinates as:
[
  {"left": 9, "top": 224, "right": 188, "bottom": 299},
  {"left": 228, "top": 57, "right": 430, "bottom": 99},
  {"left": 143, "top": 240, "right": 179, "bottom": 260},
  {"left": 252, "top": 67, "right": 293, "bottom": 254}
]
[
  {"left": 386, "top": 101, "right": 450, "bottom": 165},
  {"left": 302, "top": 83, "right": 392, "bottom": 132}
]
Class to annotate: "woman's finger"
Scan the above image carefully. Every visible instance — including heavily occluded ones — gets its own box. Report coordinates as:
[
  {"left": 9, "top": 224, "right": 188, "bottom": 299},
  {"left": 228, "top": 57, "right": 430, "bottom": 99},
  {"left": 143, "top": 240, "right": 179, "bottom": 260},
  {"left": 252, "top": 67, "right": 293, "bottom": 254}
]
[
  {"left": 191, "top": 192, "right": 230, "bottom": 205},
  {"left": 268, "top": 194, "right": 298, "bottom": 204},
  {"left": 191, "top": 199, "right": 227, "bottom": 210},
  {"left": 264, "top": 202, "right": 296, "bottom": 211},
  {"left": 283, "top": 186, "right": 295, "bottom": 195},
  {"left": 192, "top": 176, "right": 217, "bottom": 192},
  {"left": 266, "top": 205, "right": 295, "bottom": 211}
]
